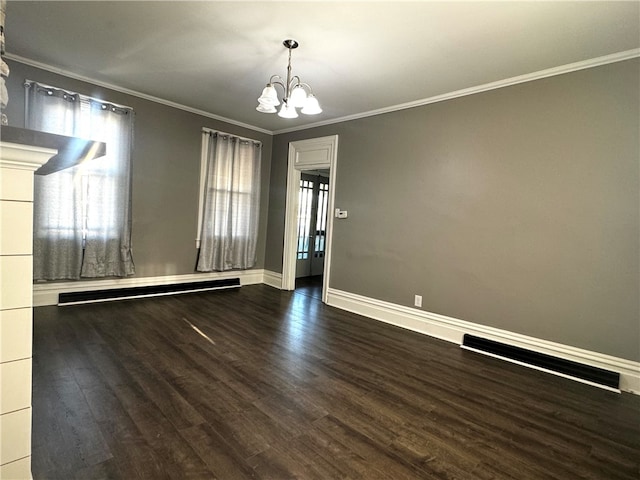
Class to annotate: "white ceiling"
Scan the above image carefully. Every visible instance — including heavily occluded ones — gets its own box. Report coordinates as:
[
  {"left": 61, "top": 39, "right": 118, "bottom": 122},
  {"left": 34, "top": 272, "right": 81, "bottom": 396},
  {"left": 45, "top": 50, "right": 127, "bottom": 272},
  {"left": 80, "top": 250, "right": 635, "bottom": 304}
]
[{"left": 5, "top": 1, "right": 640, "bottom": 134}]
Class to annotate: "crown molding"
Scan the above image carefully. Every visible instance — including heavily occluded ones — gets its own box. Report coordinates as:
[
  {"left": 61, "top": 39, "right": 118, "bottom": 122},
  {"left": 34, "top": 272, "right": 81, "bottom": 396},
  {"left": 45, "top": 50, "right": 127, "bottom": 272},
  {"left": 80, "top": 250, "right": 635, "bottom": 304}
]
[
  {"left": 7, "top": 48, "right": 639, "bottom": 138},
  {"left": 273, "top": 48, "right": 640, "bottom": 135},
  {"left": 5, "top": 53, "right": 273, "bottom": 136}
]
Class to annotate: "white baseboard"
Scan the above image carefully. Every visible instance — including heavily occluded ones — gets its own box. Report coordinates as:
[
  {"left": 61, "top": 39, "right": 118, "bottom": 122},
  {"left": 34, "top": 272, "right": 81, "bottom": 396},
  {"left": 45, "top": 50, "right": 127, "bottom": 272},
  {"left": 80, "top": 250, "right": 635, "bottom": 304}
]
[
  {"left": 326, "top": 288, "right": 640, "bottom": 395},
  {"left": 33, "top": 269, "right": 265, "bottom": 307},
  {"left": 262, "top": 270, "right": 283, "bottom": 289}
]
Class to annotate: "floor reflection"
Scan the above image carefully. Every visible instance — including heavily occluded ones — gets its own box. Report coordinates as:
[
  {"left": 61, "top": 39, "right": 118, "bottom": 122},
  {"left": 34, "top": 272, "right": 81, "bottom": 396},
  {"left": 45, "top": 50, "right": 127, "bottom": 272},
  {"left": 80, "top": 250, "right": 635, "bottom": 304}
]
[
  {"left": 294, "top": 275, "right": 323, "bottom": 300},
  {"left": 276, "top": 276, "right": 324, "bottom": 361}
]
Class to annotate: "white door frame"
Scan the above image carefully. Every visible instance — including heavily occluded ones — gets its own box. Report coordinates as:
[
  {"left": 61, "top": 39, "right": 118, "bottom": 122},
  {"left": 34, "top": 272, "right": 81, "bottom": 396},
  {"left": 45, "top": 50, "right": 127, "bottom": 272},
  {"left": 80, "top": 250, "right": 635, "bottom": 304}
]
[{"left": 282, "top": 135, "right": 339, "bottom": 303}]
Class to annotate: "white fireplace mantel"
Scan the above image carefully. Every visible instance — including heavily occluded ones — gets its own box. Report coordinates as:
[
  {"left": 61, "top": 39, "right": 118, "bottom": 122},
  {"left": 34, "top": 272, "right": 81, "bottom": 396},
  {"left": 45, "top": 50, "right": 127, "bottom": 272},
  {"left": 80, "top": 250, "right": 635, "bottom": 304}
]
[{"left": 0, "top": 127, "right": 105, "bottom": 480}]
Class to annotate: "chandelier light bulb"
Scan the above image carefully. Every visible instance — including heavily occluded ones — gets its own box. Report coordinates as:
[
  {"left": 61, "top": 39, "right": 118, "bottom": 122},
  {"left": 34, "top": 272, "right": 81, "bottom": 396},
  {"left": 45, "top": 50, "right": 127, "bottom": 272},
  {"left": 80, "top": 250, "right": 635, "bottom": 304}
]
[
  {"left": 288, "top": 85, "right": 308, "bottom": 108},
  {"left": 256, "top": 103, "right": 277, "bottom": 113},
  {"left": 278, "top": 103, "right": 298, "bottom": 119},
  {"left": 257, "top": 84, "right": 280, "bottom": 106},
  {"left": 301, "top": 94, "right": 322, "bottom": 115}
]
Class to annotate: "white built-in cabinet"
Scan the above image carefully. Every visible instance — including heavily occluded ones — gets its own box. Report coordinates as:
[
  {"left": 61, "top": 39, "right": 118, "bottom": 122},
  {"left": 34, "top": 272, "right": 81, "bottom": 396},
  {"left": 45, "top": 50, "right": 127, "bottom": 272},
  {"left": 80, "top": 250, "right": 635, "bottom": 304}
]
[{"left": 0, "top": 141, "right": 55, "bottom": 480}]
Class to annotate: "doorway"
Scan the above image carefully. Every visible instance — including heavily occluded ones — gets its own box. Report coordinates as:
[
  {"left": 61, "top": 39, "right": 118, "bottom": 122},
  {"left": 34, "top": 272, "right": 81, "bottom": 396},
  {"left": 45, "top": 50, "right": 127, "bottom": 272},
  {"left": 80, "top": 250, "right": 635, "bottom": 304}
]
[
  {"left": 295, "top": 171, "right": 329, "bottom": 278},
  {"left": 282, "top": 135, "right": 339, "bottom": 303},
  {"left": 295, "top": 171, "right": 329, "bottom": 299}
]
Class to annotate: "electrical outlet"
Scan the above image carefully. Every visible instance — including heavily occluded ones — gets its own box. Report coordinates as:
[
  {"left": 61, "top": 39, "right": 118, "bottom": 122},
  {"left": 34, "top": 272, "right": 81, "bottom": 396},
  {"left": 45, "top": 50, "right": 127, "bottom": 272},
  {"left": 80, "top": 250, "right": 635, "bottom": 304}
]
[{"left": 414, "top": 295, "right": 422, "bottom": 308}]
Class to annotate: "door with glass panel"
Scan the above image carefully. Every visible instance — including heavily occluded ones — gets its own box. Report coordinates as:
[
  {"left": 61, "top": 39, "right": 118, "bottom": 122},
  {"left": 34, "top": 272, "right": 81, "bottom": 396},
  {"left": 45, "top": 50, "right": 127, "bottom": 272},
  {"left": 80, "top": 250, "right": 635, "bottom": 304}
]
[{"left": 295, "top": 172, "right": 329, "bottom": 278}]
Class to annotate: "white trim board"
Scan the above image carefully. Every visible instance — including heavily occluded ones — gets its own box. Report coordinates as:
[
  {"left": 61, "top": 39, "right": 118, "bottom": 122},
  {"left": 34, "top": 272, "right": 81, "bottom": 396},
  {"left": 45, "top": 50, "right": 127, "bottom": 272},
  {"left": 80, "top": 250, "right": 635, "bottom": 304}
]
[
  {"left": 326, "top": 288, "right": 640, "bottom": 395},
  {"left": 33, "top": 270, "right": 265, "bottom": 307},
  {"left": 262, "top": 270, "right": 283, "bottom": 290}
]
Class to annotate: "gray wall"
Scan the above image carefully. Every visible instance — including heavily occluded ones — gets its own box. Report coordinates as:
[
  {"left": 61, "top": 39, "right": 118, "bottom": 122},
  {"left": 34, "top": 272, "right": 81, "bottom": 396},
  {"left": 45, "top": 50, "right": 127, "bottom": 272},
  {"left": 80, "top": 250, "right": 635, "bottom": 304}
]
[
  {"left": 266, "top": 59, "right": 639, "bottom": 362},
  {"left": 5, "top": 60, "right": 272, "bottom": 278}
]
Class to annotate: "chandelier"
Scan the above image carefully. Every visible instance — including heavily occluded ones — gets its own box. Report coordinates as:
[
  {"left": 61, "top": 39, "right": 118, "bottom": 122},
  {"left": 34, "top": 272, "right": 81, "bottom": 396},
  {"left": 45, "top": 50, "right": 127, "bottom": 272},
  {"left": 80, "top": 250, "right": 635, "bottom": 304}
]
[{"left": 256, "top": 39, "right": 322, "bottom": 119}]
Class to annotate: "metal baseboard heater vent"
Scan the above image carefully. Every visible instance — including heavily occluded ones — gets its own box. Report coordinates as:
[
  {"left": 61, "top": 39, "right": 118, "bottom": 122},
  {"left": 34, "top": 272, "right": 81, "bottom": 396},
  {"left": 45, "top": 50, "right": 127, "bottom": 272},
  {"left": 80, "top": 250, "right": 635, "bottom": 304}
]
[
  {"left": 58, "top": 278, "right": 241, "bottom": 306},
  {"left": 461, "top": 334, "right": 620, "bottom": 392}
]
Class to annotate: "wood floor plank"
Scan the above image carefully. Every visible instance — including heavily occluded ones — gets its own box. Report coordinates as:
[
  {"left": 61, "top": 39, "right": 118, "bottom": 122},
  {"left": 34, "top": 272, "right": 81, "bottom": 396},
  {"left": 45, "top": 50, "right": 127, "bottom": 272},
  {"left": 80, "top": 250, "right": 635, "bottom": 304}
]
[
  {"left": 72, "top": 458, "right": 123, "bottom": 480},
  {"left": 179, "top": 423, "right": 257, "bottom": 480},
  {"left": 120, "top": 395, "right": 215, "bottom": 479},
  {"left": 82, "top": 386, "right": 173, "bottom": 480},
  {"left": 31, "top": 284, "right": 640, "bottom": 479},
  {"left": 312, "top": 414, "right": 430, "bottom": 480}
]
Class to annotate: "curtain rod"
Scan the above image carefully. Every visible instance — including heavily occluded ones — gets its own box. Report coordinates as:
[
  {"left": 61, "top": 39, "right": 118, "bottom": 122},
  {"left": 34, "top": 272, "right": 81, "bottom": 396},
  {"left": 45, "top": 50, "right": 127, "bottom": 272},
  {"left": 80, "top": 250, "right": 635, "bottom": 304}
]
[
  {"left": 201, "top": 127, "right": 261, "bottom": 146},
  {"left": 25, "top": 78, "right": 133, "bottom": 111}
]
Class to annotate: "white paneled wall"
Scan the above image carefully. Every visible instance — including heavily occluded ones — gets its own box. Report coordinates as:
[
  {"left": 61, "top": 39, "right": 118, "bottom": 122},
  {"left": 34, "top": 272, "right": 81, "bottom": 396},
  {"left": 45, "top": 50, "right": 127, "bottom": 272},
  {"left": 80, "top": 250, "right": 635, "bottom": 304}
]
[{"left": 0, "top": 143, "right": 54, "bottom": 480}]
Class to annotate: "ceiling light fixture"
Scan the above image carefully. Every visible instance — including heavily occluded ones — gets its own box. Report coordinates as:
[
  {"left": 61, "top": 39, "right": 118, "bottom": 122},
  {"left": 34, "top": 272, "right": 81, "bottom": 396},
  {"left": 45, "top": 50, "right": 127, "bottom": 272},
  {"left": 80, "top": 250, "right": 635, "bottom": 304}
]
[{"left": 256, "top": 39, "right": 322, "bottom": 119}]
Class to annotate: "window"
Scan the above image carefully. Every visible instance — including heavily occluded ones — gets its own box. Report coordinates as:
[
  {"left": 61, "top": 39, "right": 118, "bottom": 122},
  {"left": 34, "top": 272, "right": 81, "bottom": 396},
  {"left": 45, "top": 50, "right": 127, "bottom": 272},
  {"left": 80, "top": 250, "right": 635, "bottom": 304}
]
[
  {"left": 314, "top": 180, "right": 329, "bottom": 258},
  {"left": 25, "top": 81, "right": 135, "bottom": 280},
  {"left": 196, "top": 129, "right": 261, "bottom": 271}
]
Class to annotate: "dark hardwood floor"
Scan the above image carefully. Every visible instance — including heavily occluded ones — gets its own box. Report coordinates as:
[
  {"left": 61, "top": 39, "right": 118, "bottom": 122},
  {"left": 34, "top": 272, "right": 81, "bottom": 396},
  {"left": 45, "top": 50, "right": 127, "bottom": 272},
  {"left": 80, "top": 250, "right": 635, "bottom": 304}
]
[
  {"left": 294, "top": 275, "right": 323, "bottom": 300},
  {"left": 32, "top": 285, "right": 640, "bottom": 479}
]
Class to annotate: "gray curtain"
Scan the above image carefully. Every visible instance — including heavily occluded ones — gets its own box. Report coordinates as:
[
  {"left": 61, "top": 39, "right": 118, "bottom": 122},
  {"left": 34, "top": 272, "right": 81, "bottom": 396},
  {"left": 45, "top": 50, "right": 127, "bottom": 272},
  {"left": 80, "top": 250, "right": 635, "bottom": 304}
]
[
  {"left": 197, "top": 132, "right": 261, "bottom": 271},
  {"left": 26, "top": 81, "right": 135, "bottom": 280}
]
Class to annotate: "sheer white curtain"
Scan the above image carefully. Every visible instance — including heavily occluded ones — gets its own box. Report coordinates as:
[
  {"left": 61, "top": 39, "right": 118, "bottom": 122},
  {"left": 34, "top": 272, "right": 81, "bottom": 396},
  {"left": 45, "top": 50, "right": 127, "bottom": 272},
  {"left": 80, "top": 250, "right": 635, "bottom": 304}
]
[
  {"left": 26, "top": 81, "right": 135, "bottom": 280},
  {"left": 197, "top": 131, "right": 261, "bottom": 271}
]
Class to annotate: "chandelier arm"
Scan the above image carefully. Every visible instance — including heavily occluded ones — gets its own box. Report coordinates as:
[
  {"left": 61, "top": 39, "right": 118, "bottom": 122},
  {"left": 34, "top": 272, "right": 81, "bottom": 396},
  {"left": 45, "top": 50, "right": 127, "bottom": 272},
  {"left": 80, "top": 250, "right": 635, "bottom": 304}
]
[
  {"left": 294, "top": 81, "right": 314, "bottom": 94},
  {"left": 270, "top": 80, "right": 286, "bottom": 92},
  {"left": 289, "top": 75, "right": 302, "bottom": 89}
]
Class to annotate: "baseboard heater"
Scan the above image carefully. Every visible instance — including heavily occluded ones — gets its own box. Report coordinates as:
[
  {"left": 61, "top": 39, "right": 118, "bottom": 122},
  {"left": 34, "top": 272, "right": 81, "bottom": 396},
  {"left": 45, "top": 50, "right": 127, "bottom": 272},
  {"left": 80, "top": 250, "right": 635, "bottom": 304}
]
[
  {"left": 58, "top": 278, "right": 241, "bottom": 306},
  {"left": 461, "top": 334, "right": 620, "bottom": 392}
]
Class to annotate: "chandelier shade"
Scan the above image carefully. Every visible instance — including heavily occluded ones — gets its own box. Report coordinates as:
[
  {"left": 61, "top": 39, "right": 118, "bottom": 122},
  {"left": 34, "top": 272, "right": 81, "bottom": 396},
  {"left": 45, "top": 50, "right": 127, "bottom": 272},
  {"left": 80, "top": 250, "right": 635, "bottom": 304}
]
[
  {"left": 278, "top": 103, "right": 299, "bottom": 119},
  {"left": 257, "top": 85, "right": 280, "bottom": 106},
  {"left": 288, "top": 85, "right": 308, "bottom": 108},
  {"left": 256, "top": 103, "right": 277, "bottom": 113},
  {"left": 256, "top": 39, "right": 322, "bottom": 118},
  {"left": 301, "top": 94, "right": 322, "bottom": 115}
]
